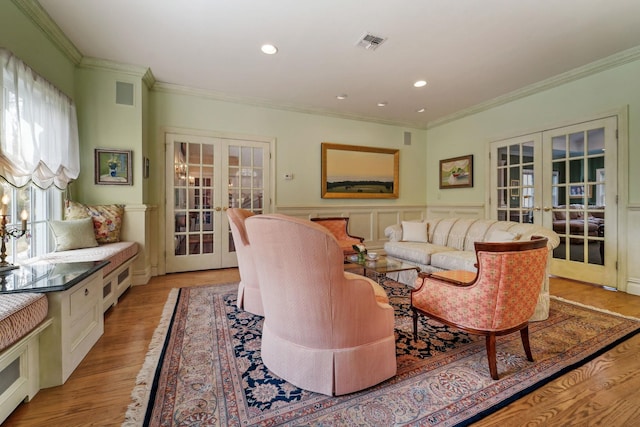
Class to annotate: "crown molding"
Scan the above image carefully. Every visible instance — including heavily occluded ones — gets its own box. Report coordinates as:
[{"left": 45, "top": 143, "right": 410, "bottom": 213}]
[
  {"left": 79, "top": 57, "right": 155, "bottom": 88},
  {"left": 11, "top": 0, "right": 82, "bottom": 64},
  {"left": 153, "top": 82, "right": 427, "bottom": 130},
  {"left": 427, "top": 45, "right": 640, "bottom": 129},
  {"left": 17, "top": 0, "right": 637, "bottom": 131}
]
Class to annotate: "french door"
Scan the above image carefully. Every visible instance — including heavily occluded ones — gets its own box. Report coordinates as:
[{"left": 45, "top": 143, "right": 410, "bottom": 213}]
[
  {"left": 490, "top": 116, "right": 617, "bottom": 286},
  {"left": 165, "top": 133, "right": 270, "bottom": 273}
]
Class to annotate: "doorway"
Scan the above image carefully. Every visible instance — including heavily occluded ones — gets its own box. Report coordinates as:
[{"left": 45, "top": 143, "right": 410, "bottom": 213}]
[
  {"left": 165, "top": 133, "right": 270, "bottom": 273},
  {"left": 490, "top": 116, "right": 617, "bottom": 287}
]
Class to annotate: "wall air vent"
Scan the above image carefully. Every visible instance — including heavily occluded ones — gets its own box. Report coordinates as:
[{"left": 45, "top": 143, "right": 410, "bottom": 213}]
[{"left": 356, "top": 33, "right": 387, "bottom": 50}]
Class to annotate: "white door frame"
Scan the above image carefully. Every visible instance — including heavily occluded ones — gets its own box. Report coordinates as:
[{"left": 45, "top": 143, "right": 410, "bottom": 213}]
[
  {"left": 487, "top": 109, "right": 627, "bottom": 289},
  {"left": 158, "top": 128, "right": 275, "bottom": 275}
]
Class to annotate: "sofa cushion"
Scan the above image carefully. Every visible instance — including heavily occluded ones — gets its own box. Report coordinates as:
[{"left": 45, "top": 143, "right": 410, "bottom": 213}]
[
  {"left": 401, "top": 221, "right": 429, "bottom": 242},
  {"left": 431, "top": 218, "right": 459, "bottom": 246},
  {"left": 463, "top": 219, "right": 497, "bottom": 251},
  {"left": 384, "top": 241, "right": 455, "bottom": 265},
  {"left": 48, "top": 217, "right": 99, "bottom": 251},
  {"left": 425, "top": 218, "right": 442, "bottom": 242},
  {"left": 445, "top": 218, "right": 476, "bottom": 250},
  {"left": 485, "top": 229, "right": 521, "bottom": 242},
  {"left": 66, "top": 201, "right": 125, "bottom": 243},
  {"left": 430, "top": 250, "right": 479, "bottom": 272}
]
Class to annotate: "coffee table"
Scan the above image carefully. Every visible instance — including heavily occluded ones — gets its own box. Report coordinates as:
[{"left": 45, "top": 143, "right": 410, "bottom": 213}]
[{"left": 345, "top": 255, "right": 420, "bottom": 284}]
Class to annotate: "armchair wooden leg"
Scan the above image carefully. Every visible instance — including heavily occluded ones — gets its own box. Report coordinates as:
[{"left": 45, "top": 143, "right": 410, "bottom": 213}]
[
  {"left": 485, "top": 334, "right": 499, "bottom": 380},
  {"left": 412, "top": 308, "right": 418, "bottom": 341},
  {"left": 520, "top": 325, "right": 534, "bottom": 362}
]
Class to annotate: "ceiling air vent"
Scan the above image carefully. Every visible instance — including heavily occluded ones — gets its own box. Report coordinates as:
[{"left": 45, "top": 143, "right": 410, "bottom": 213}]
[{"left": 356, "top": 33, "right": 387, "bottom": 50}]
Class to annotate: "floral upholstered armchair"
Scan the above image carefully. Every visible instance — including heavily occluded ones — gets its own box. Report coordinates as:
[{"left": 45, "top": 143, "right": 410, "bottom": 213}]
[
  {"left": 411, "top": 236, "right": 549, "bottom": 380},
  {"left": 310, "top": 217, "right": 364, "bottom": 255}
]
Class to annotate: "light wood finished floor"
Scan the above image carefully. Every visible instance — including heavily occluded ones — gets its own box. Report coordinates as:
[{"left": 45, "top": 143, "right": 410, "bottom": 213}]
[{"left": 4, "top": 271, "right": 640, "bottom": 426}]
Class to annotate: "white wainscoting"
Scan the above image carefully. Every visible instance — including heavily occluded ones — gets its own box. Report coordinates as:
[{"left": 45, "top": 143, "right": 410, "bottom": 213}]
[
  {"left": 426, "top": 204, "right": 485, "bottom": 220},
  {"left": 625, "top": 205, "right": 640, "bottom": 295},
  {"left": 275, "top": 205, "right": 428, "bottom": 249}
]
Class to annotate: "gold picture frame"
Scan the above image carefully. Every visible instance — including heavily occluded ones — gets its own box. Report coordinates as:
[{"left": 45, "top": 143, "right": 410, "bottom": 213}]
[
  {"left": 439, "top": 155, "right": 473, "bottom": 189},
  {"left": 321, "top": 143, "right": 399, "bottom": 199}
]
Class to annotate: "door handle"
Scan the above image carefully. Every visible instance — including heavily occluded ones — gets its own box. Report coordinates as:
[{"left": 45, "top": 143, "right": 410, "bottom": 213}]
[
  {"left": 543, "top": 207, "right": 551, "bottom": 212},
  {"left": 214, "top": 207, "right": 222, "bottom": 211},
  {"left": 222, "top": 207, "right": 228, "bottom": 211},
  {"left": 533, "top": 206, "right": 541, "bottom": 211}
]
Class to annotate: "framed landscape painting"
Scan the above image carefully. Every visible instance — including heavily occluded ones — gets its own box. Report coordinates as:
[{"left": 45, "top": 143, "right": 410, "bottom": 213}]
[
  {"left": 439, "top": 154, "right": 473, "bottom": 189},
  {"left": 321, "top": 143, "right": 399, "bottom": 199}
]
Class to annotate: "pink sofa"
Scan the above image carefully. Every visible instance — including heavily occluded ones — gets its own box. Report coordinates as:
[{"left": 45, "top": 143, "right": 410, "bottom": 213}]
[
  {"left": 227, "top": 208, "right": 263, "bottom": 316},
  {"left": 245, "top": 214, "right": 396, "bottom": 396}
]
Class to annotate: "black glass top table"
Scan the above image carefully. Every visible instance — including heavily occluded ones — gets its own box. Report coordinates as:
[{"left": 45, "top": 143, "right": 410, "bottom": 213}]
[{"left": 0, "top": 260, "right": 109, "bottom": 294}]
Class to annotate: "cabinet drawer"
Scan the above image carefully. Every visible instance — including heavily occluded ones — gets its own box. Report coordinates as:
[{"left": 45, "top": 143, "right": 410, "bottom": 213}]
[
  {"left": 69, "top": 276, "right": 100, "bottom": 319},
  {"left": 68, "top": 302, "right": 100, "bottom": 353}
]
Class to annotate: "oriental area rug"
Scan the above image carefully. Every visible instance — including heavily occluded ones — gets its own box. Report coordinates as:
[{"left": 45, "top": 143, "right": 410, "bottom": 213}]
[{"left": 123, "top": 280, "right": 640, "bottom": 427}]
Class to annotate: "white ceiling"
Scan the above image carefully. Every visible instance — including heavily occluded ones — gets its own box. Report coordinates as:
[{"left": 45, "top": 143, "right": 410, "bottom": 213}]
[{"left": 37, "top": 0, "right": 640, "bottom": 128}]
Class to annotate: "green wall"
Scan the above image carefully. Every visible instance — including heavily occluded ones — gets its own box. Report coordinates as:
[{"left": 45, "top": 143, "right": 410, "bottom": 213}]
[
  {"left": 74, "top": 65, "right": 146, "bottom": 204},
  {"left": 0, "top": 1, "right": 75, "bottom": 98},
  {"left": 425, "top": 57, "right": 640, "bottom": 205},
  {"left": 149, "top": 90, "right": 428, "bottom": 209}
]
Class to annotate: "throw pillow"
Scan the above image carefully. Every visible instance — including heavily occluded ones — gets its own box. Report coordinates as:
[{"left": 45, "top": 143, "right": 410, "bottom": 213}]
[
  {"left": 485, "top": 229, "right": 521, "bottom": 242},
  {"left": 65, "top": 200, "right": 125, "bottom": 243},
  {"left": 401, "top": 221, "right": 429, "bottom": 242},
  {"left": 48, "top": 218, "right": 99, "bottom": 251}
]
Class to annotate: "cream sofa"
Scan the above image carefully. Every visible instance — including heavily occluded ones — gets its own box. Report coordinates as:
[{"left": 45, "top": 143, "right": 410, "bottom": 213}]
[{"left": 384, "top": 218, "right": 560, "bottom": 321}]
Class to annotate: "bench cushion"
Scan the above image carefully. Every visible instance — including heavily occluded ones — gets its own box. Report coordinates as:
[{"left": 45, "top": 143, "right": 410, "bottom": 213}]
[
  {"left": 29, "top": 241, "right": 138, "bottom": 277},
  {"left": 0, "top": 293, "right": 48, "bottom": 352}
]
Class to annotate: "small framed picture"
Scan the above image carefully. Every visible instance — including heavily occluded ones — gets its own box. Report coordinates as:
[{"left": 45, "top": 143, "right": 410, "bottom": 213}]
[
  {"left": 570, "top": 185, "right": 584, "bottom": 198},
  {"left": 510, "top": 180, "right": 519, "bottom": 197},
  {"left": 439, "top": 155, "right": 473, "bottom": 189},
  {"left": 95, "top": 149, "right": 133, "bottom": 185}
]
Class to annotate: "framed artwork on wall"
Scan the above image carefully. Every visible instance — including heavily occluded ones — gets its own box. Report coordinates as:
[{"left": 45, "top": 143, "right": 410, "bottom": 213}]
[
  {"left": 439, "top": 154, "right": 473, "bottom": 189},
  {"left": 510, "top": 179, "right": 520, "bottom": 197},
  {"left": 321, "top": 142, "right": 399, "bottom": 199},
  {"left": 95, "top": 149, "right": 133, "bottom": 185}
]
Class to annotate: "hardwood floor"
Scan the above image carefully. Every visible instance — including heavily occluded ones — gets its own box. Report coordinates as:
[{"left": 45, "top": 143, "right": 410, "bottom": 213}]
[{"left": 4, "top": 271, "right": 640, "bottom": 426}]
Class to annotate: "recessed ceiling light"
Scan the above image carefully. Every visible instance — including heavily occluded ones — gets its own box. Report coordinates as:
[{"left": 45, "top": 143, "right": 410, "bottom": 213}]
[
  {"left": 377, "top": 101, "right": 387, "bottom": 107},
  {"left": 413, "top": 80, "right": 427, "bottom": 88},
  {"left": 336, "top": 94, "right": 348, "bottom": 100},
  {"left": 416, "top": 108, "right": 425, "bottom": 113},
  {"left": 261, "top": 44, "right": 278, "bottom": 55}
]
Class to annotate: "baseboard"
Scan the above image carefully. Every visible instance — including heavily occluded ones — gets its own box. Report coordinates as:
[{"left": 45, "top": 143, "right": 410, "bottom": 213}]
[{"left": 626, "top": 277, "right": 640, "bottom": 296}]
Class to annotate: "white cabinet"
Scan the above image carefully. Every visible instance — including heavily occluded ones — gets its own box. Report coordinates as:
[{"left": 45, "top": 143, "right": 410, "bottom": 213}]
[{"left": 39, "top": 270, "right": 104, "bottom": 388}]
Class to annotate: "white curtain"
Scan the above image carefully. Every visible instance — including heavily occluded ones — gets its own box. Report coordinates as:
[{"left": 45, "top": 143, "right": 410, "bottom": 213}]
[{"left": 0, "top": 49, "right": 80, "bottom": 190}]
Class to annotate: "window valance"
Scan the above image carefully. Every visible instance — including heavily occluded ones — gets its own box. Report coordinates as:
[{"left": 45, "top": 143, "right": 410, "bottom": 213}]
[{"left": 0, "top": 49, "right": 80, "bottom": 190}]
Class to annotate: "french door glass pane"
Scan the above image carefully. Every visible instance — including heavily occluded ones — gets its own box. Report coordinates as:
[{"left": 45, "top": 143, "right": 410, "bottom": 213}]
[
  {"left": 173, "top": 141, "right": 215, "bottom": 257},
  {"left": 551, "top": 127, "right": 605, "bottom": 266}
]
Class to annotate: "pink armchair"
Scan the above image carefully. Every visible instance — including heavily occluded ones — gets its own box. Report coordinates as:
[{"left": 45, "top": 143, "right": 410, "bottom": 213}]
[
  {"left": 227, "top": 208, "right": 263, "bottom": 316},
  {"left": 245, "top": 214, "right": 396, "bottom": 396},
  {"left": 411, "top": 236, "right": 549, "bottom": 380}
]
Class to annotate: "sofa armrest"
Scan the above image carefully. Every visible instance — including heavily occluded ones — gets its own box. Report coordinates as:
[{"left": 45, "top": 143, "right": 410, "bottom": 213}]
[{"left": 384, "top": 224, "right": 403, "bottom": 242}]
